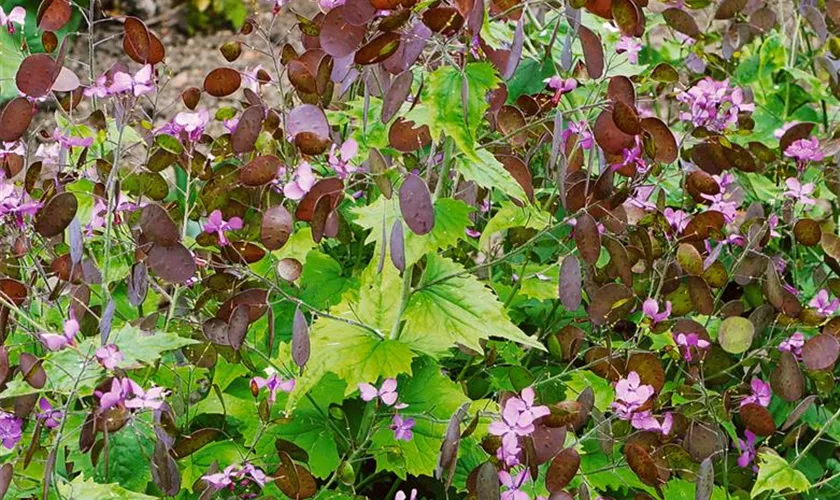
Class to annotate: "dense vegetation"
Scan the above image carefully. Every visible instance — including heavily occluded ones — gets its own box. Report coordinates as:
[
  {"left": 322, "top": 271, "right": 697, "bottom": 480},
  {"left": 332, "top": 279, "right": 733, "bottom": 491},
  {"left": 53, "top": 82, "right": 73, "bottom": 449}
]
[{"left": 0, "top": 0, "right": 839, "bottom": 498}]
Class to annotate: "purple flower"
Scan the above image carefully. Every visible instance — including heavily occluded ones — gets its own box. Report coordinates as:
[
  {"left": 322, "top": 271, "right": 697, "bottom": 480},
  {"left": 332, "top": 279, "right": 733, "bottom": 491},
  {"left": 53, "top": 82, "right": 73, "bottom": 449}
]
[
  {"left": 631, "top": 411, "right": 673, "bottom": 435},
  {"left": 616, "top": 36, "right": 642, "bottom": 64},
  {"left": 95, "top": 344, "right": 124, "bottom": 370},
  {"left": 612, "top": 137, "right": 647, "bottom": 174},
  {"left": 86, "top": 65, "right": 154, "bottom": 98},
  {"left": 741, "top": 378, "right": 771, "bottom": 408},
  {"left": 783, "top": 178, "right": 816, "bottom": 206},
  {"left": 123, "top": 378, "right": 168, "bottom": 410},
  {"left": 359, "top": 378, "right": 399, "bottom": 406},
  {"left": 626, "top": 185, "right": 657, "bottom": 211},
  {"left": 499, "top": 468, "right": 530, "bottom": 500},
  {"left": 505, "top": 387, "right": 550, "bottom": 428},
  {"left": 544, "top": 76, "right": 577, "bottom": 103},
  {"left": 643, "top": 298, "right": 671, "bottom": 325},
  {"left": 53, "top": 129, "right": 94, "bottom": 149},
  {"left": 779, "top": 332, "right": 805, "bottom": 358},
  {"left": 810, "top": 289, "right": 840, "bottom": 317},
  {"left": 40, "top": 316, "right": 80, "bottom": 351},
  {"left": 737, "top": 430, "right": 756, "bottom": 468},
  {"left": 784, "top": 137, "right": 824, "bottom": 166},
  {"left": 36, "top": 398, "right": 63, "bottom": 429},
  {"left": 676, "top": 77, "right": 753, "bottom": 132},
  {"left": 664, "top": 208, "right": 690, "bottom": 233},
  {"left": 97, "top": 378, "right": 128, "bottom": 411},
  {"left": 283, "top": 162, "right": 316, "bottom": 201},
  {"left": 251, "top": 373, "right": 295, "bottom": 403},
  {"left": 0, "top": 6, "right": 25, "bottom": 34},
  {"left": 561, "top": 120, "right": 594, "bottom": 150},
  {"left": 202, "top": 462, "right": 265, "bottom": 490},
  {"left": 0, "top": 176, "right": 42, "bottom": 226},
  {"left": 0, "top": 411, "right": 22, "bottom": 449},
  {"left": 329, "top": 139, "right": 359, "bottom": 178},
  {"left": 395, "top": 489, "right": 418, "bottom": 500},
  {"left": 685, "top": 53, "right": 706, "bottom": 73},
  {"left": 675, "top": 333, "right": 710, "bottom": 362},
  {"left": 159, "top": 109, "right": 210, "bottom": 142},
  {"left": 611, "top": 371, "right": 654, "bottom": 420},
  {"left": 203, "top": 465, "right": 237, "bottom": 490},
  {"left": 391, "top": 414, "right": 415, "bottom": 441},
  {"left": 204, "top": 209, "right": 243, "bottom": 247},
  {"left": 465, "top": 227, "right": 480, "bottom": 238},
  {"left": 496, "top": 432, "right": 522, "bottom": 467}
]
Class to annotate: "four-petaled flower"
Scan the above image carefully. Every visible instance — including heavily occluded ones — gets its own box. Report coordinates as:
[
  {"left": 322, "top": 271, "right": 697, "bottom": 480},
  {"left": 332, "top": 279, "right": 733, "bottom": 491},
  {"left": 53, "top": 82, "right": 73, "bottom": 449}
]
[
  {"left": 737, "top": 430, "right": 757, "bottom": 469},
  {"left": 204, "top": 209, "right": 243, "bottom": 247},
  {"left": 631, "top": 411, "right": 673, "bottom": 435},
  {"left": 740, "top": 378, "right": 771, "bottom": 408},
  {"left": 36, "top": 398, "right": 63, "bottom": 429},
  {"left": 40, "top": 316, "right": 80, "bottom": 351},
  {"left": 561, "top": 120, "right": 594, "bottom": 150},
  {"left": 643, "top": 298, "right": 672, "bottom": 326},
  {"left": 283, "top": 162, "right": 316, "bottom": 201},
  {"left": 328, "top": 139, "right": 359, "bottom": 178},
  {"left": 544, "top": 76, "right": 577, "bottom": 103},
  {"left": 95, "top": 344, "right": 124, "bottom": 370},
  {"left": 159, "top": 109, "right": 210, "bottom": 142},
  {"left": 391, "top": 414, "right": 415, "bottom": 441},
  {"left": 203, "top": 462, "right": 267, "bottom": 490},
  {"left": 676, "top": 77, "right": 754, "bottom": 132},
  {"left": 499, "top": 468, "right": 530, "bottom": 500},
  {"left": 0, "top": 411, "right": 22, "bottom": 449},
  {"left": 616, "top": 36, "right": 642, "bottom": 64},
  {"left": 0, "top": 6, "right": 25, "bottom": 34},
  {"left": 783, "top": 178, "right": 816, "bottom": 206},
  {"left": 779, "top": 332, "right": 805, "bottom": 359},
  {"left": 359, "top": 378, "right": 400, "bottom": 406},
  {"left": 251, "top": 372, "right": 295, "bottom": 403},
  {"left": 674, "top": 332, "right": 710, "bottom": 362},
  {"left": 810, "top": 289, "right": 840, "bottom": 317},
  {"left": 784, "top": 137, "right": 824, "bottom": 167},
  {"left": 664, "top": 207, "right": 690, "bottom": 233}
]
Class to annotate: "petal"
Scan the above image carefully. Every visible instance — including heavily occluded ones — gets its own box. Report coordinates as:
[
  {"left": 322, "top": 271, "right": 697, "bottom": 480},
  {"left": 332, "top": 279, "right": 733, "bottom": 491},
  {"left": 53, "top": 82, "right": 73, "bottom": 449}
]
[
  {"left": 380, "top": 391, "right": 398, "bottom": 406},
  {"left": 380, "top": 378, "right": 398, "bottom": 393},
  {"left": 358, "top": 383, "right": 378, "bottom": 401}
]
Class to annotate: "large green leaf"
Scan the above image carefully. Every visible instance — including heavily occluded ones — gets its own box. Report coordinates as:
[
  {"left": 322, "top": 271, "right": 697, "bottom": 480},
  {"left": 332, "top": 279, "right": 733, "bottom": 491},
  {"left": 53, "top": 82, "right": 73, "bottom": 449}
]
[
  {"left": 110, "top": 325, "right": 199, "bottom": 367},
  {"left": 751, "top": 451, "right": 811, "bottom": 498},
  {"left": 57, "top": 474, "right": 157, "bottom": 499},
  {"left": 370, "top": 357, "right": 469, "bottom": 477},
  {"left": 352, "top": 196, "right": 473, "bottom": 266},
  {"left": 455, "top": 149, "right": 527, "bottom": 201},
  {"left": 286, "top": 257, "right": 415, "bottom": 410},
  {"left": 479, "top": 201, "right": 552, "bottom": 251},
  {"left": 0, "top": 30, "right": 23, "bottom": 102},
  {"left": 401, "top": 255, "right": 544, "bottom": 357}
]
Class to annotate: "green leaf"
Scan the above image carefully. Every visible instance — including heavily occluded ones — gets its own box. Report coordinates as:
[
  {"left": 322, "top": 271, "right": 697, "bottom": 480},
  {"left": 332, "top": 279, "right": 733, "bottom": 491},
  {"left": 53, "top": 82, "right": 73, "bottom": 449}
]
[
  {"left": 273, "top": 226, "right": 318, "bottom": 264},
  {"left": 0, "top": 27, "right": 23, "bottom": 102},
  {"left": 751, "top": 451, "right": 811, "bottom": 498},
  {"left": 370, "top": 357, "right": 469, "bottom": 477},
  {"left": 261, "top": 373, "right": 347, "bottom": 478},
  {"left": 563, "top": 370, "right": 615, "bottom": 411},
  {"left": 299, "top": 251, "right": 352, "bottom": 309},
  {"left": 94, "top": 424, "right": 153, "bottom": 492},
  {"left": 401, "top": 254, "right": 544, "bottom": 357},
  {"left": 110, "top": 325, "right": 199, "bottom": 367},
  {"left": 57, "top": 474, "right": 157, "bottom": 499},
  {"left": 352, "top": 196, "right": 473, "bottom": 266},
  {"left": 455, "top": 149, "right": 527, "bottom": 201},
  {"left": 479, "top": 201, "right": 551, "bottom": 251},
  {"left": 287, "top": 257, "right": 415, "bottom": 410}
]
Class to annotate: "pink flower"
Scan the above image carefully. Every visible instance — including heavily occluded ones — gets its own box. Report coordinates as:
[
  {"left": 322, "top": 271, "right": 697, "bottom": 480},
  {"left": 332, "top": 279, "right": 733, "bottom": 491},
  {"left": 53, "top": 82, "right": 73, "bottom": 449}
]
[
  {"left": 123, "top": 378, "right": 168, "bottom": 410},
  {"left": 664, "top": 208, "right": 690, "bottom": 233},
  {"left": 737, "top": 431, "right": 756, "bottom": 468},
  {"left": 395, "top": 489, "right": 418, "bottom": 500},
  {"left": 0, "top": 176, "right": 42, "bottom": 226},
  {"left": 391, "top": 414, "right": 415, "bottom": 441},
  {"left": 96, "top": 379, "right": 128, "bottom": 411},
  {"left": 631, "top": 411, "right": 673, "bottom": 435},
  {"left": 562, "top": 120, "right": 594, "bottom": 150},
  {"left": 53, "top": 129, "right": 93, "bottom": 149},
  {"left": 0, "top": 6, "right": 25, "bottom": 34},
  {"left": 783, "top": 178, "right": 816, "bottom": 206},
  {"left": 283, "top": 162, "right": 316, "bottom": 200},
  {"left": 358, "top": 378, "right": 399, "bottom": 406},
  {"left": 643, "top": 298, "right": 671, "bottom": 325},
  {"left": 465, "top": 228, "right": 480, "bottom": 238},
  {"left": 505, "top": 387, "right": 550, "bottom": 428},
  {"left": 779, "top": 332, "right": 805, "bottom": 358},
  {"left": 499, "top": 468, "right": 530, "bottom": 500},
  {"left": 36, "top": 398, "right": 63, "bottom": 429},
  {"left": 616, "top": 36, "right": 642, "bottom": 64},
  {"left": 203, "top": 462, "right": 267, "bottom": 490},
  {"left": 496, "top": 432, "right": 522, "bottom": 467},
  {"left": 741, "top": 379, "right": 771, "bottom": 408},
  {"left": 203, "top": 465, "right": 237, "bottom": 490},
  {"left": 95, "top": 344, "right": 124, "bottom": 370},
  {"left": 544, "top": 76, "right": 577, "bottom": 103},
  {"left": 0, "top": 411, "right": 22, "bottom": 449},
  {"left": 810, "top": 289, "right": 840, "bottom": 317},
  {"left": 612, "top": 371, "right": 654, "bottom": 419},
  {"left": 784, "top": 137, "right": 824, "bottom": 165},
  {"left": 204, "top": 209, "right": 243, "bottom": 246},
  {"left": 109, "top": 65, "right": 154, "bottom": 97},
  {"left": 612, "top": 137, "right": 647, "bottom": 174},
  {"left": 40, "top": 317, "right": 80, "bottom": 351},
  {"left": 328, "top": 139, "right": 359, "bottom": 178},
  {"left": 251, "top": 373, "right": 295, "bottom": 403},
  {"left": 159, "top": 109, "right": 210, "bottom": 142},
  {"left": 675, "top": 333, "right": 710, "bottom": 362}
]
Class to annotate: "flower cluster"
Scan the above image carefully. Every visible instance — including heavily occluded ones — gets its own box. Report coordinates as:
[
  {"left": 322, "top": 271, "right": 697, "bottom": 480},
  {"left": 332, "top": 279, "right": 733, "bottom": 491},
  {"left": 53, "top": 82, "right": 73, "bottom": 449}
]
[
  {"left": 158, "top": 109, "right": 210, "bottom": 143},
  {"left": 0, "top": 173, "right": 41, "bottom": 227},
  {"left": 85, "top": 65, "right": 154, "bottom": 99},
  {"left": 0, "top": 411, "right": 22, "bottom": 449},
  {"left": 676, "top": 77, "right": 754, "bottom": 132},
  {"left": 488, "top": 387, "right": 550, "bottom": 467},
  {"left": 611, "top": 372, "right": 672, "bottom": 434},
  {"left": 810, "top": 289, "right": 839, "bottom": 317},
  {"left": 779, "top": 332, "right": 805, "bottom": 359},
  {"left": 784, "top": 137, "right": 824, "bottom": 168},
  {"left": 202, "top": 462, "right": 267, "bottom": 492}
]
